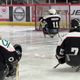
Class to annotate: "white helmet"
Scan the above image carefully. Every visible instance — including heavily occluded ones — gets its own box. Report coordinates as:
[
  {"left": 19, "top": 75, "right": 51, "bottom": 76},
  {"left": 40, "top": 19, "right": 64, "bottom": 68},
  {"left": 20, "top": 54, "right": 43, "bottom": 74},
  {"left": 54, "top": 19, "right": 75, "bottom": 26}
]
[{"left": 48, "top": 9, "right": 56, "bottom": 15}]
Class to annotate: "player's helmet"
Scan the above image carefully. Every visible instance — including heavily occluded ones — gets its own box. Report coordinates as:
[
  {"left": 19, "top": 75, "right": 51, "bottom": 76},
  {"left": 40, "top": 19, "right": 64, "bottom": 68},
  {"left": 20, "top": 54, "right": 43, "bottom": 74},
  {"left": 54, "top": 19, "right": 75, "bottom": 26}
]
[
  {"left": 14, "top": 44, "right": 22, "bottom": 61},
  {"left": 48, "top": 9, "right": 56, "bottom": 15},
  {"left": 70, "top": 18, "right": 80, "bottom": 32}
]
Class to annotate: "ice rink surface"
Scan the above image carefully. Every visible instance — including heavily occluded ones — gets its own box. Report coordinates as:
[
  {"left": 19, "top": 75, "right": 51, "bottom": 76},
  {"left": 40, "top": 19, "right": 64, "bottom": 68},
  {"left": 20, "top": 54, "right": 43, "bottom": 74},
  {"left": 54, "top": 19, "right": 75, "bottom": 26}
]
[{"left": 0, "top": 26, "right": 80, "bottom": 80}]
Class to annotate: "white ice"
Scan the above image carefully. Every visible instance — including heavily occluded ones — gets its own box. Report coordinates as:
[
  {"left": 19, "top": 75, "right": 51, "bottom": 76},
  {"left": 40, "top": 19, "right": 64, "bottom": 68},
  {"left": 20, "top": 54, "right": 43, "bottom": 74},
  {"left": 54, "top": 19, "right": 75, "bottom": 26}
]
[{"left": 0, "top": 26, "right": 79, "bottom": 80}]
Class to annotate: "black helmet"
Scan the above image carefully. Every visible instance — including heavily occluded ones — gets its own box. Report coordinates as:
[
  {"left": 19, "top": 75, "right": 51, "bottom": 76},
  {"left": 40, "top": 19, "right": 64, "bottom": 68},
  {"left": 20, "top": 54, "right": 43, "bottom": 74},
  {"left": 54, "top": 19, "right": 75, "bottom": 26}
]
[
  {"left": 70, "top": 18, "right": 80, "bottom": 32},
  {"left": 14, "top": 44, "right": 22, "bottom": 61}
]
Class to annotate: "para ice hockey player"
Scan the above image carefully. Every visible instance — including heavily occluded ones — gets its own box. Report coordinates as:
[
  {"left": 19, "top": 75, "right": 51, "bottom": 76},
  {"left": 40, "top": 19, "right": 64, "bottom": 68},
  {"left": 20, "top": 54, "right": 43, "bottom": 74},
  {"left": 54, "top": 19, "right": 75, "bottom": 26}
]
[
  {"left": 0, "top": 37, "right": 22, "bottom": 80},
  {"left": 55, "top": 18, "right": 80, "bottom": 69},
  {"left": 42, "top": 8, "right": 61, "bottom": 37}
]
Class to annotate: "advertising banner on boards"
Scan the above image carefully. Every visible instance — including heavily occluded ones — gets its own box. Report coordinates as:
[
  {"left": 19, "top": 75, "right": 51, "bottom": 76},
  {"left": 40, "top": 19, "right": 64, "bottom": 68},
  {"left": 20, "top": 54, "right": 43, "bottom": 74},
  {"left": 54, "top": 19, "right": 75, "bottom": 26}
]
[
  {"left": 0, "top": 6, "right": 9, "bottom": 21},
  {"left": 13, "top": 6, "right": 26, "bottom": 22},
  {"left": 71, "top": 5, "right": 80, "bottom": 19}
]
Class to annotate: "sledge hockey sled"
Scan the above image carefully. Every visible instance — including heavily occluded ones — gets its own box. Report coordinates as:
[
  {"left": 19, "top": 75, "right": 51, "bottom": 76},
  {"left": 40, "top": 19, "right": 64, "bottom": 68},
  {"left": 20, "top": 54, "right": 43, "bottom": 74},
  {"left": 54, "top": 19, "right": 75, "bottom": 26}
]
[
  {"left": 4, "top": 64, "right": 19, "bottom": 80},
  {"left": 54, "top": 54, "right": 80, "bottom": 72},
  {"left": 42, "top": 24, "right": 59, "bottom": 38},
  {"left": 65, "top": 54, "right": 80, "bottom": 71}
]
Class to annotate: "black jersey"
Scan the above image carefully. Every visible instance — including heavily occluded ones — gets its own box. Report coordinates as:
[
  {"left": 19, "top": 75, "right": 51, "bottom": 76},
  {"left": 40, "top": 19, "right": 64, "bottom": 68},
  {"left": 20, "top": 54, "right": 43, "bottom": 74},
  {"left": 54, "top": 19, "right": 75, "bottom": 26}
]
[
  {"left": 43, "top": 15, "right": 61, "bottom": 29},
  {"left": 0, "top": 39, "right": 19, "bottom": 64},
  {"left": 57, "top": 32, "right": 80, "bottom": 57}
]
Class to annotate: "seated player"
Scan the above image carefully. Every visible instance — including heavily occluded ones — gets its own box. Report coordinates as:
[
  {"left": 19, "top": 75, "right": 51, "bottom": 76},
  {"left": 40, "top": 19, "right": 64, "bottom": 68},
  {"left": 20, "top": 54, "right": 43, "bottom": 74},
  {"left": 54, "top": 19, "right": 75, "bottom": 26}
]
[
  {"left": 55, "top": 18, "right": 80, "bottom": 68},
  {"left": 42, "top": 9, "right": 61, "bottom": 37},
  {"left": 0, "top": 36, "right": 22, "bottom": 80}
]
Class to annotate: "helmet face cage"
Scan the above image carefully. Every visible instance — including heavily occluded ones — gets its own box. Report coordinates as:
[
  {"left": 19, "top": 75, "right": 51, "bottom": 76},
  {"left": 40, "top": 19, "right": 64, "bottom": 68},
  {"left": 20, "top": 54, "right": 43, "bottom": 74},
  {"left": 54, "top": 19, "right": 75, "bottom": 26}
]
[{"left": 70, "top": 18, "right": 80, "bottom": 32}]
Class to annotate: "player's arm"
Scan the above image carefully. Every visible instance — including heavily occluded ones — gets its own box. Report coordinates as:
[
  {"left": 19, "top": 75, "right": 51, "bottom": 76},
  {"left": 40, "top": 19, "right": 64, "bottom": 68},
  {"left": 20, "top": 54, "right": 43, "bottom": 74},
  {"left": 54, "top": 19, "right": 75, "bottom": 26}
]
[
  {"left": 56, "top": 45, "right": 65, "bottom": 64},
  {"left": 55, "top": 36, "right": 67, "bottom": 64}
]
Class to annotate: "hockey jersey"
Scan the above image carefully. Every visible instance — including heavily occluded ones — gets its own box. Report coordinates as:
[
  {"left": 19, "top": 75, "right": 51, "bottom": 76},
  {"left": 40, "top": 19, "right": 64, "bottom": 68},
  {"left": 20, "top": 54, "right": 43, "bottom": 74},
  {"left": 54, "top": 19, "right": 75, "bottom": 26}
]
[
  {"left": 57, "top": 32, "right": 80, "bottom": 58},
  {"left": 0, "top": 39, "right": 18, "bottom": 64},
  {"left": 43, "top": 14, "right": 61, "bottom": 29}
]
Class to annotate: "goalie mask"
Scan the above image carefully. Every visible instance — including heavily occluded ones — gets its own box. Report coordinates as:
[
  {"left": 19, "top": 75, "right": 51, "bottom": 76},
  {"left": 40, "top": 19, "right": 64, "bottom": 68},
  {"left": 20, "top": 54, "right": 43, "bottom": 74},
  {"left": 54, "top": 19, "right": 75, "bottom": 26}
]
[{"left": 70, "top": 18, "right": 80, "bottom": 32}]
